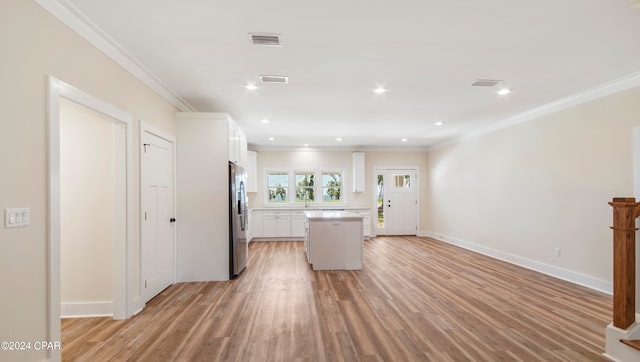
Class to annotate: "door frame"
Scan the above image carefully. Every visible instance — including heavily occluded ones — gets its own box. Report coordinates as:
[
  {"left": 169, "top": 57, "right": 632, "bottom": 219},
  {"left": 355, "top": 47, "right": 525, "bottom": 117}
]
[
  {"left": 372, "top": 166, "right": 420, "bottom": 236},
  {"left": 47, "top": 77, "right": 135, "bottom": 356},
  {"left": 139, "top": 121, "right": 177, "bottom": 302}
]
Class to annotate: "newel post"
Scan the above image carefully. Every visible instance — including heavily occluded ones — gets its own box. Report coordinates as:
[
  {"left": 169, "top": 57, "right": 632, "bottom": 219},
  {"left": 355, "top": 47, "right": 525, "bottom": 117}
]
[{"left": 609, "top": 197, "right": 640, "bottom": 329}]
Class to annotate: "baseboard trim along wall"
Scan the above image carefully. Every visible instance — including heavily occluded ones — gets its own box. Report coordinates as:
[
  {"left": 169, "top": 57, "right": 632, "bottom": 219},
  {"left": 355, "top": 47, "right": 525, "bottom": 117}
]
[
  {"left": 61, "top": 301, "right": 113, "bottom": 318},
  {"left": 420, "top": 231, "right": 613, "bottom": 295}
]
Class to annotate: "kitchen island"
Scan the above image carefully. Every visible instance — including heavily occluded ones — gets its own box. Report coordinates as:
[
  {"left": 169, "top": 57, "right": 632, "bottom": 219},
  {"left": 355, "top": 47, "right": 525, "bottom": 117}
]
[{"left": 303, "top": 211, "right": 364, "bottom": 270}]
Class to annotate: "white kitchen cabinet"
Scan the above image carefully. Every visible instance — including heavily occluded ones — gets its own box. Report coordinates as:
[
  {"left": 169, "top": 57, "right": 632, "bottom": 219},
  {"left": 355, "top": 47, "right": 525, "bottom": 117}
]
[
  {"left": 250, "top": 210, "right": 263, "bottom": 241},
  {"left": 304, "top": 211, "right": 363, "bottom": 270},
  {"left": 262, "top": 210, "right": 291, "bottom": 238},
  {"left": 246, "top": 151, "right": 257, "bottom": 193},
  {"left": 227, "top": 118, "right": 247, "bottom": 167},
  {"left": 350, "top": 209, "right": 371, "bottom": 238},
  {"left": 352, "top": 152, "right": 365, "bottom": 192},
  {"left": 176, "top": 112, "right": 247, "bottom": 281},
  {"left": 251, "top": 208, "right": 370, "bottom": 240},
  {"left": 290, "top": 210, "right": 306, "bottom": 237}
]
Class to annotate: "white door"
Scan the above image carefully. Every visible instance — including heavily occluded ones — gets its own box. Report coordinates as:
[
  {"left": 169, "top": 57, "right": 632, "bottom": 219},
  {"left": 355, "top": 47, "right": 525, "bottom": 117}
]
[
  {"left": 375, "top": 169, "right": 418, "bottom": 235},
  {"left": 141, "top": 131, "right": 175, "bottom": 303}
]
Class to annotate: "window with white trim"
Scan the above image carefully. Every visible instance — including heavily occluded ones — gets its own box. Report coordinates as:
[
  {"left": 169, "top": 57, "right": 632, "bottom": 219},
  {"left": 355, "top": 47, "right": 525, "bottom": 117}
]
[
  {"left": 267, "top": 171, "right": 288, "bottom": 203},
  {"left": 321, "top": 171, "right": 343, "bottom": 203},
  {"left": 265, "top": 169, "right": 345, "bottom": 205},
  {"left": 295, "top": 171, "right": 315, "bottom": 203}
]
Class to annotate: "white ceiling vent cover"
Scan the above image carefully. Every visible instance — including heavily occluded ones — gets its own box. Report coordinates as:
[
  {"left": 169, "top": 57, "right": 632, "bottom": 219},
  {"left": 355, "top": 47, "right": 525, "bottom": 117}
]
[
  {"left": 249, "top": 33, "right": 281, "bottom": 46},
  {"left": 471, "top": 79, "right": 503, "bottom": 87},
  {"left": 260, "top": 75, "right": 288, "bottom": 84}
]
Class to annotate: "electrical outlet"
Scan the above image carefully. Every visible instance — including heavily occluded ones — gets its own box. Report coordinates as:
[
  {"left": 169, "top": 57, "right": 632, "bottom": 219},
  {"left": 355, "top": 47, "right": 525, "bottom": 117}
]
[{"left": 554, "top": 248, "right": 561, "bottom": 257}]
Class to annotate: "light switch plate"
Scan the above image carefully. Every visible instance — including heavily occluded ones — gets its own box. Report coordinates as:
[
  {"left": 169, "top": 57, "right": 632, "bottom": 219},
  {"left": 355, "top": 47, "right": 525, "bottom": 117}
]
[{"left": 5, "top": 208, "right": 30, "bottom": 228}]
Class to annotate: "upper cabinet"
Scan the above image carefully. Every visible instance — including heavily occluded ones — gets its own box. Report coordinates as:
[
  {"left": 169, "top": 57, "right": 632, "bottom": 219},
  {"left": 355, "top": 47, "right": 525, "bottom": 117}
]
[
  {"left": 228, "top": 119, "right": 247, "bottom": 166},
  {"left": 176, "top": 112, "right": 247, "bottom": 167},
  {"left": 352, "top": 152, "right": 365, "bottom": 192}
]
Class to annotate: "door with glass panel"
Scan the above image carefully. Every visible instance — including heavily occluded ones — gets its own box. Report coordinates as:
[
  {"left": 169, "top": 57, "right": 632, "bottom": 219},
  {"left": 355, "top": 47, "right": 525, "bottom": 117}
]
[{"left": 375, "top": 169, "right": 418, "bottom": 235}]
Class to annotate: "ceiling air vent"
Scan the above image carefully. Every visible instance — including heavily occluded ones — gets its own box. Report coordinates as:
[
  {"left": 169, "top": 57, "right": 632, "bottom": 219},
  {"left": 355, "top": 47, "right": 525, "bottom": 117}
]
[
  {"left": 260, "top": 75, "right": 288, "bottom": 84},
  {"left": 471, "top": 79, "right": 502, "bottom": 87},
  {"left": 249, "top": 33, "right": 281, "bottom": 46}
]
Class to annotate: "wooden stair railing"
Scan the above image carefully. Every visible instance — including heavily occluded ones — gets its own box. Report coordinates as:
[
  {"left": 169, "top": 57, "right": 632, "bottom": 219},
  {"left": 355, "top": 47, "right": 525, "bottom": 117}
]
[{"left": 609, "top": 198, "right": 640, "bottom": 351}]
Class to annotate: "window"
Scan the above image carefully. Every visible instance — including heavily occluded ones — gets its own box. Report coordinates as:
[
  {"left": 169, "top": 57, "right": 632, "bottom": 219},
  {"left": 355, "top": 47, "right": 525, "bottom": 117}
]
[
  {"left": 267, "top": 171, "right": 288, "bottom": 203},
  {"left": 295, "top": 171, "right": 315, "bottom": 202},
  {"left": 322, "top": 172, "right": 343, "bottom": 202},
  {"left": 393, "top": 174, "right": 411, "bottom": 188},
  {"left": 265, "top": 169, "right": 345, "bottom": 205}
]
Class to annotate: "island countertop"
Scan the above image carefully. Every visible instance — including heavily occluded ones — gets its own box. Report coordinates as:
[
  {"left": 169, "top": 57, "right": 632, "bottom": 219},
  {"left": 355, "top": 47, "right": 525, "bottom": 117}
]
[{"left": 304, "top": 210, "right": 363, "bottom": 221}]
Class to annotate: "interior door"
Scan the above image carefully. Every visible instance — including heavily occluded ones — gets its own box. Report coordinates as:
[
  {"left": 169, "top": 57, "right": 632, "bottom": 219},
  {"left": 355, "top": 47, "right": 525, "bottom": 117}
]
[
  {"left": 141, "top": 131, "right": 175, "bottom": 303},
  {"left": 375, "top": 169, "right": 418, "bottom": 235}
]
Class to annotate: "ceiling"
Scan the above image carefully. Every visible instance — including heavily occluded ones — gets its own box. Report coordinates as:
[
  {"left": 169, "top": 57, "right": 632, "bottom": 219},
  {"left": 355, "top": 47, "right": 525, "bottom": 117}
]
[{"left": 56, "top": 0, "right": 640, "bottom": 150}]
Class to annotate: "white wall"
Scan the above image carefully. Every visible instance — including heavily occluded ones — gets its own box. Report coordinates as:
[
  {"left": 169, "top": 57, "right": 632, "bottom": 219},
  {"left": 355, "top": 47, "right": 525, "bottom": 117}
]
[
  {"left": 425, "top": 86, "right": 640, "bottom": 292},
  {"left": 0, "top": 1, "right": 177, "bottom": 360},
  {"left": 60, "top": 98, "right": 114, "bottom": 316},
  {"left": 251, "top": 150, "right": 429, "bottom": 231}
]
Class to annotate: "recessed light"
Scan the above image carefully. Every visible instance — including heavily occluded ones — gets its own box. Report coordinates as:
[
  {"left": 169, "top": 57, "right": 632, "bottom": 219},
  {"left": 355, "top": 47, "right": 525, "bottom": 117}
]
[
  {"left": 374, "top": 86, "right": 387, "bottom": 94},
  {"left": 246, "top": 83, "right": 259, "bottom": 91},
  {"left": 268, "top": 137, "right": 275, "bottom": 141},
  {"left": 401, "top": 138, "right": 408, "bottom": 142},
  {"left": 497, "top": 88, "right": 512, "bottom": 95},
  {"left": 261, "top": 119, "right": 270, "bottom": 124},
  {"left": 434, "top": 121, "right": 445, "bottom": 126},
  {"left": 303, "top": 144, "right": 309, "bottom": 147},
  {"left": 336, "top": 137, "right": 343, "bottom": 142}
]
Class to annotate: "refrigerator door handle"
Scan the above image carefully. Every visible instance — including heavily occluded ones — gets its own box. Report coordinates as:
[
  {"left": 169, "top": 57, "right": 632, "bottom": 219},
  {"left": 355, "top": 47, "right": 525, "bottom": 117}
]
[{"left": 239, "top": 181, "right": 246, "bottom": 231}]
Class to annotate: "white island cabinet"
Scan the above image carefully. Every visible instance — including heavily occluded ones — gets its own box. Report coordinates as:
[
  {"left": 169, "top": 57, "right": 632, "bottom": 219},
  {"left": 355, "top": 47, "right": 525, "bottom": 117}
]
[{"left": 304, "top": 211, "right": 363, "bottom": 270}]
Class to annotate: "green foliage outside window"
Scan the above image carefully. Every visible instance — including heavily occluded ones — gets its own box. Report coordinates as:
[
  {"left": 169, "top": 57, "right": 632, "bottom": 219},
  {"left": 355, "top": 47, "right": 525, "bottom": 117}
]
[
  {"left": 267, "top": 172, "right": 288, "bottom": 202},
  {"left": 296, "top": 172, "right": 315, "bottom": 202},
  {"left": 268, "top": 185, "right": 287, "bottom": 202},
  {"left": 322, "top": 173, "right": 342, "bottom": 202}
]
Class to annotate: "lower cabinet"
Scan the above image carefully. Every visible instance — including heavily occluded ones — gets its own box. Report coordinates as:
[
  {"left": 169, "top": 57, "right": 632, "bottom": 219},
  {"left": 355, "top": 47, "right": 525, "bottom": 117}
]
[
  {"left": 251, "top": 208, "right": 371, "bottom": 240},
  {"left": 263, "top": 211, "right": 291, "bottom": 238},
  {"left": 306, "top": 216, "right": 363, "bottom": 270},
  {"left": 290, "top": 210, "right": 306, "bottom": 237},
  {"left": 350, "top": 210, "right": 371, "bottom": 238}
]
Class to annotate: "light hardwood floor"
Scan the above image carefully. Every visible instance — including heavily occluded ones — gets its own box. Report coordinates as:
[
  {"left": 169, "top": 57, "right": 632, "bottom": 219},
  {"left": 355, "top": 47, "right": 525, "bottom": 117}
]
[{"left": 62, "top": 237, "right": 611, "bottom": 361}]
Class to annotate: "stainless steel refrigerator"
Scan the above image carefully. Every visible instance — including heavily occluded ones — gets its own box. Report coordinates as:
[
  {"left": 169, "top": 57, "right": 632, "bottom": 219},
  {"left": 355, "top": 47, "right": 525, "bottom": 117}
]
[{"left": 229, "top": 162, "right": 248, "bottom": 279}]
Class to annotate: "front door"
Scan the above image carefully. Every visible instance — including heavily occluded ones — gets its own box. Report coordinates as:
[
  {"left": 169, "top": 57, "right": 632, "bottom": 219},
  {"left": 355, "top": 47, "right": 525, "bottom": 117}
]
[
  {"left": 375, "top": 169, "right": 418, "bottom": 235},
  {"left": 141, "top": 130, "right": 175, "bottom": 303}
]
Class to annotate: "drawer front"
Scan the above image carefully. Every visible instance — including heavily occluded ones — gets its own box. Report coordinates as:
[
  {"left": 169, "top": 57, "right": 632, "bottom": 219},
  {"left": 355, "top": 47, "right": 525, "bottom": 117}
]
[{"left": 263, "top": 210, "right": 290, "bottom": 217}]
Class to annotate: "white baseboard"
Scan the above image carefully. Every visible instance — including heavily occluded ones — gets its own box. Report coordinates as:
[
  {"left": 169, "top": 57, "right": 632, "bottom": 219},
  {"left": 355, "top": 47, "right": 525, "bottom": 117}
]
[
  {"left": 61, "top": 301, "right": 113, "bottom": 318},
  {"left": 422, "top": 231, "right": 613, "bottom": 294}
]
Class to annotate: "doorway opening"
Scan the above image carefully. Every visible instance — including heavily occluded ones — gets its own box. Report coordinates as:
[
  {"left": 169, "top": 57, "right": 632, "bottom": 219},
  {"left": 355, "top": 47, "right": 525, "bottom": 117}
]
[
  {"left": 59, "top": 98, "right": 121, "bottom": 318},
  {"left": 47, "top": 77, "right": 135, "bottom": 360}
]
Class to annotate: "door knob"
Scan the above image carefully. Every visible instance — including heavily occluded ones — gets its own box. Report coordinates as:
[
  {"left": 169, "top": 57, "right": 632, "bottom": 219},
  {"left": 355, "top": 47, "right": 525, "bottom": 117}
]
[{"left": 170, "top": 218, "right": 176, "bottom": 223}]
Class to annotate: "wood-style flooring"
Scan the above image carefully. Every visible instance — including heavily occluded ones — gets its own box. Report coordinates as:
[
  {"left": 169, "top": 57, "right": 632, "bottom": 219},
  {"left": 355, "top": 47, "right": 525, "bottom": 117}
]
[{"left": 62, "top": 236, "right": 612, "bottom": 361}]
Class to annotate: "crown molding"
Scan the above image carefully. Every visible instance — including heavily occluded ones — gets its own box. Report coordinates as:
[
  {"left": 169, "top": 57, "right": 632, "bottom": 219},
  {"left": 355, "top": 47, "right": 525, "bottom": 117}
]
[
  {"left": 34, "top": 0, "right": 196, "bottom": 112},
  {"left": 429, "top": 70, "right": 640, "bottom": 151}
]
